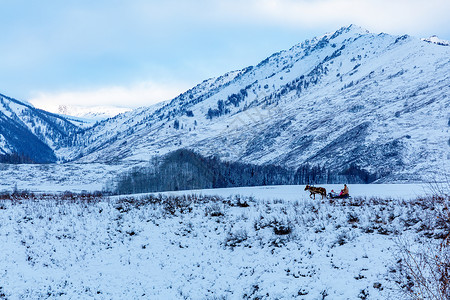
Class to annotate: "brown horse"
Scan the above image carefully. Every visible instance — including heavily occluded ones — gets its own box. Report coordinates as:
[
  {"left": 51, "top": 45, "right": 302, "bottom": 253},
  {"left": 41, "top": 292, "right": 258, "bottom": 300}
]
[{"left": 304, "top": 185, "right": 327, "bottom": 200}]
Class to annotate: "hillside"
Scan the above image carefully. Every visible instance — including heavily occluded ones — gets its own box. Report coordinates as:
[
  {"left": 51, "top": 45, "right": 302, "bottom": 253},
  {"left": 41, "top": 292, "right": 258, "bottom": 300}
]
[
  {"left": 0, "top": 25, "right": 448, "bottom": 184},
  {"left": 62, "top": 25, "right": 449, "bottom": 182},
  {"left": 0, "top": 93, "right": 78, "bottom": 163}
]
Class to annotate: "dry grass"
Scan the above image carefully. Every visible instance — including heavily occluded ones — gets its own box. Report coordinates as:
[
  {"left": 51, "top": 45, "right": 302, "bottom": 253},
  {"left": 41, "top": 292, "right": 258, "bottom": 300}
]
[{"left": 396, "top": 179, "right": 450, "bottom": 300}]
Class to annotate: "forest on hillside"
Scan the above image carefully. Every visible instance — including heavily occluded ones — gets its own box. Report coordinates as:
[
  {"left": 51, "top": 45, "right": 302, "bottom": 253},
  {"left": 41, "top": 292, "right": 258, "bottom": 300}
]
[{"left": 112, "top": 149, "right": 376, "bottom": 194}]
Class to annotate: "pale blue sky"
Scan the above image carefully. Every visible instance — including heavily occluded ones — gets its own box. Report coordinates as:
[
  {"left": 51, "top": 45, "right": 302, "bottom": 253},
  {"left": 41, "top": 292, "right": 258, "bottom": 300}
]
[{"left": 1, "top": 0, "right": 449, "bottom": 109}]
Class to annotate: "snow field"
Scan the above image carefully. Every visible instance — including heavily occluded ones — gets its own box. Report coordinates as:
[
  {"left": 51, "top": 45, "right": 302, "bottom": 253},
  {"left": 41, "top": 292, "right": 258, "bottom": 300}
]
[
  {"left": 152, "top": 184, "right": 430, "bottom": 202},
  {"left": 0, "top": 188, "right": 445, "bottom": 299}
]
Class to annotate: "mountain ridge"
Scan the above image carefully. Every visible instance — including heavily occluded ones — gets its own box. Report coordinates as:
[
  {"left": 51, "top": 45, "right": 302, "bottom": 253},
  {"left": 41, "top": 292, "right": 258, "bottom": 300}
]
[
  {"left": 62, "top": 24, "right": 449, "bottom": 182},
  {"left": 1, "top": 25, "right": 449, "bottom": 182},
  {"left": 0, "top": 93, "right": 79, "bottom": 162}
]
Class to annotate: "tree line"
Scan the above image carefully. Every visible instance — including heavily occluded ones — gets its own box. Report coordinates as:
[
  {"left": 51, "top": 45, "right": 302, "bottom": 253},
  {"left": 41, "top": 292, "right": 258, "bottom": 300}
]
[
  {"left": 111, "top": 149, "right": 376, "bottom": 195},
  {"left": 0, "top": 153, "right": 36, "bottom": 164}
]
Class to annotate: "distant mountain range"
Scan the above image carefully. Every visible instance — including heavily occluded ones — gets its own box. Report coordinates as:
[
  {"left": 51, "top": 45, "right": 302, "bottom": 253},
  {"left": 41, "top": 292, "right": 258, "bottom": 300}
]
[
  {"left": 1, "top": 25, "right": 449, "bottom": 182},
  {"left": 422, "top": 35, "right": 450, "bottom": 46},
  {"left": 46, "top": 104, "right": 132, "bottom": 125}
]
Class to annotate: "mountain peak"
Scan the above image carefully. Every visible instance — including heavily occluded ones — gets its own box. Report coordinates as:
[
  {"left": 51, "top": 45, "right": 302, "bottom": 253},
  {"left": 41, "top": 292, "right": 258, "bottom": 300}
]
[
  {"left": 345, "top": 24, "right": 369, "bottom": 33},
  {"left": 336, "top": 24, "right": 370, "bottom": 36},
  {"left": 326, "top": 24, "right": 370, "bottom": 41},
  {"left": 422, "top": 35, "right": 450, "bottom": 46}
]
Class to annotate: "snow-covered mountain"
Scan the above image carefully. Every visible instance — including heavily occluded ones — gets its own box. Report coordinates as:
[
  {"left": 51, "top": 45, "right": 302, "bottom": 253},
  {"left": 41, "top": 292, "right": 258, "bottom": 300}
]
[
  {"left": 422, "top": 35, "right": 450, "bottom": 46},
  {"left": 61, "top": 25, "right": 449, "bottom": 181},
  {"left": 47, "top": 104, "right": 131, "bottom": 124},
  {"left": 0, "top": 93, "right": 78, "bottom": 163},
  {"left": 1, "top": 25, "right": 449, "bottom": 182}
]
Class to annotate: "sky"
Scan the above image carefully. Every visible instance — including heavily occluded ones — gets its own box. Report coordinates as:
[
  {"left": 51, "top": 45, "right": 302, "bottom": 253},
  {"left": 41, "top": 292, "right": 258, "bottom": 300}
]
[{"left": 1, "top": 0, "right": 449, "bottom": 111}]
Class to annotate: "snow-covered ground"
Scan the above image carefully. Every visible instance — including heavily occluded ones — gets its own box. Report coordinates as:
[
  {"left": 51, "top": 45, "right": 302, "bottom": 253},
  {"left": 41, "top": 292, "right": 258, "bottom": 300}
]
[
  {"left": 0, "top": 184, "right": 446, "bottom": 299},
  {"left": 0, "top": 163, "right": 134, "bottom": 193},
  {"left": 151, "top": 183, "right": 431, "bottom": 201}
]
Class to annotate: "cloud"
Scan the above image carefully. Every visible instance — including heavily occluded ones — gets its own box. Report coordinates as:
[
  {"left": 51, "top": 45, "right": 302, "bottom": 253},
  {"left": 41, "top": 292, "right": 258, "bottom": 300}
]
[
  {"left": 213, "top": 0, "right": 450, "bottom": 36},
  {"left": 49, "top": 0, "right": 447, "bottom": 38},
  {"left": 3, "top": 1, "right": 450, "bottom": 110},
  {"left": 29, "top": 80, "right": 190, "bottom": 110}
]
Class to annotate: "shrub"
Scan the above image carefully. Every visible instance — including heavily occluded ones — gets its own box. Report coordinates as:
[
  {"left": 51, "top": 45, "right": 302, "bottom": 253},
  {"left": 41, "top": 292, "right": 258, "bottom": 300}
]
[
  {"left": 273, "top": 220, "right": 293, "bottom": 235},
  {"left": 347, "top": 212, "right": 359, "bottom": 224},
  {"left": 205, "top": 203, "right": 224, "bottom": 217},
  {"left": 233, "top": 195, "right": 250, "bottom": 207},
  {"left": 225, "top": 229, "right": 248, "bottom": 248},
  {"left": 396, "top": 238, "right": 450, "bottom": 299},
  {"left": 396, "top": 186, "right": 450, "bottom": 299},
  {"left": 335, "top": 232, "right": 348, "bottom": 246}
]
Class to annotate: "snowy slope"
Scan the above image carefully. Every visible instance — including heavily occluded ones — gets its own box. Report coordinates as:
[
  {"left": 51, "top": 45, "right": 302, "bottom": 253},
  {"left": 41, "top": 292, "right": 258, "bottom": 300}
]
[
  {"left": 63, "top": 25, "right": 450, "bottom": 182},
  {"left": 0, "top": 93, "right": 79, "bottom": 162},
  {"left": 0, "top": 185, "right": 444, "bottom": 299}
]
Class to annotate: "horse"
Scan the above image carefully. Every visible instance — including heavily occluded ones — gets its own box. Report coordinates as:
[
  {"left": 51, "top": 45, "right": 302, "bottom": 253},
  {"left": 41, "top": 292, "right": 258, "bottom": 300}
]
[{"left": 304, "top": 185, "right": 327, "bottom": 200}]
